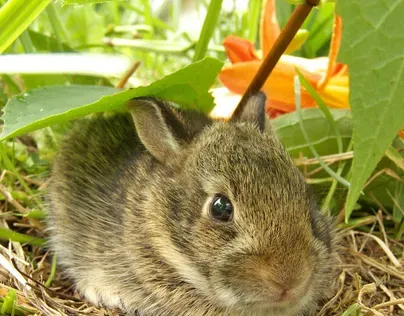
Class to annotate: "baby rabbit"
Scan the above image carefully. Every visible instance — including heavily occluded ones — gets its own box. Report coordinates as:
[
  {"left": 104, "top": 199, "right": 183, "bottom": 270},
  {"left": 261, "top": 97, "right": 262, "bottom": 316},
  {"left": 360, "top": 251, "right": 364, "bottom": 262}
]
[{"left": 48, "top": 92, "right": 337, "bottom": 316}]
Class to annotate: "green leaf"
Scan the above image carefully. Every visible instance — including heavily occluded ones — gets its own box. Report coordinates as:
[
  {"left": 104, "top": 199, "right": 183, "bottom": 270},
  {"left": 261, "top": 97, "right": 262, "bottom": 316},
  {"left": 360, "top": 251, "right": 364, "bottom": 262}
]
[
  {"left": 272, "top": 108, "right": 352, "bottom": 158},
  {"left": 336, "top": 0, "right": 404, "bottom": 221},
  {"left": 0, "top": 0, "right": 52, "bottom": 53},
  {"left": 0, "top": 58, "right": 223, "bottom": 140}
]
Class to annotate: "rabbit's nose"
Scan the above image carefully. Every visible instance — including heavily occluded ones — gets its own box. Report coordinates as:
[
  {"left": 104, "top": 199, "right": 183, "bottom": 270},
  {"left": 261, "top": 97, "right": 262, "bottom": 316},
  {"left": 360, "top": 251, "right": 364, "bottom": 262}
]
[
  {"left": 264, "top": 273, "right": 311, "bottom": 303},
  {"left": 267, "top": 279, "right": 299, "bottom": 301},
  {"left": 255, "top": 260, "right": 313, "bottom": 299}
]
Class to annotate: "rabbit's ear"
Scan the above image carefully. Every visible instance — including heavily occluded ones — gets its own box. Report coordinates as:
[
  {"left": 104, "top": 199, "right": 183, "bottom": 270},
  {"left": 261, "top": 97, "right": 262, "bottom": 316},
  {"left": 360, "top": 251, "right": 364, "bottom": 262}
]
[
  {"left": 128, "top": 98, "right": 186, "bottom": 162},
  {"left": 231, "top": 92, "right": 267, "bottom": 132}
]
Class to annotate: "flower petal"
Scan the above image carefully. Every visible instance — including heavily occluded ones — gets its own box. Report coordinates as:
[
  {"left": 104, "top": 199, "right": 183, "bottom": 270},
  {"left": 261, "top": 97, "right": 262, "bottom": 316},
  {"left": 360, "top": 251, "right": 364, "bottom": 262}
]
[
  {"left": 317, "top": 73, "right": 350, "bottom": 108},
  {"left": 260, "top": 0, "right": 280, "bottom": 57},
  {"left": 318, "top": 14, "right": 343, "bottom": 89},
  {"left": 223, "top": 35, "right": 259, "bottom": 63},
  {"left": 266, "top": 107, "right": 287, "bottom": 119},
  {"left": 218, "top": 58, "right": 322, "bottom": 112}
]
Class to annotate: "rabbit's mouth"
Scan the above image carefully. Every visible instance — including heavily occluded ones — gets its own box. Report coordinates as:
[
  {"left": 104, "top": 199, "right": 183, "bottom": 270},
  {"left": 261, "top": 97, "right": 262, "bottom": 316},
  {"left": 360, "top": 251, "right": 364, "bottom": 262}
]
[
  {"left": 239, "top": 273, "right": 314, "bottom": 312},
  {"left": 230, "top": 296, "right": 313, "bottom": 316},
  {"left": 210, "top": 275, "right": 314, "bottom": 312},
  {"left": 241, "top": 288, "right": 311, "bottom": 307},
  {"left": 211, "top": 261, "right": 314, "bottom": 305}
]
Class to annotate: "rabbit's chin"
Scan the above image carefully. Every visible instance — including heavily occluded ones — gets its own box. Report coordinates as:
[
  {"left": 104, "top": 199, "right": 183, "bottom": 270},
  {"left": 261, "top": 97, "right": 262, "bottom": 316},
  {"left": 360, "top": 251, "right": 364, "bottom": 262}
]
[
  {"left": 212, "top": 285, "right": 315, "bottom": 316},
  {"left": 229, "top": 299, "right": 315, "bottom": 316}
]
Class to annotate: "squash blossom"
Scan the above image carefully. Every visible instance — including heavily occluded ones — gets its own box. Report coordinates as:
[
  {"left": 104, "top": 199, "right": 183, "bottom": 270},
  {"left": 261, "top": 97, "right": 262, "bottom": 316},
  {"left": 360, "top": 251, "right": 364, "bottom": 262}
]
[{"left": 212, "top": 0, "right": 348, "bottom": 119}]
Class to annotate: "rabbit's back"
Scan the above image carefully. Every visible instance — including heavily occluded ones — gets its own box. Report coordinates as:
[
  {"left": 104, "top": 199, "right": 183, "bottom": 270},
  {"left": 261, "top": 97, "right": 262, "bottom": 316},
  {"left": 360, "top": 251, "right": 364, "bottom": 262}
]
[
  {"left": 47, "top": 114, "right": 147, "bottom": 306},
  {"left": 47, "top": 109, "right": 213, "bottom": 310}
]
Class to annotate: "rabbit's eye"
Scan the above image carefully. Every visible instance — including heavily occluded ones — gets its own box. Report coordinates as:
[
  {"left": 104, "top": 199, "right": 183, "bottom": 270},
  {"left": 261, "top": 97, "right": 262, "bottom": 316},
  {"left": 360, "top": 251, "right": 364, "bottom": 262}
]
[{"left": 210, "top": 194, "right": 233, "bottom": 222}]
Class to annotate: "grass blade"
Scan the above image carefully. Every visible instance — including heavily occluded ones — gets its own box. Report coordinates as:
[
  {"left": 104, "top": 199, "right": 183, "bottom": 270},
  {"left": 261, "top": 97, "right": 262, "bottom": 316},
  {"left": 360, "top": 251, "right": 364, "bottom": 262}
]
[
  {"left": 0, "top": 227, "right": 45, "bottom": 246},
  {"left": 44, "top": 254, "right": 57, "bottom": 287},
  {"left": 341, "top": 303, "right": 361, "bottom": 316},
  {"left": 0, "top": 142, "right": 39, "bottom": 205},
  {"left": 46, "top": 3, "right": 68, "bottom": 51},
  {"left": 295, "top": 68, "right": 343, "bottom": 153},
  {"left": 294, "top": 76, "right": 351, "bottom": 189},
  {"left": 385, "top": 145, "right": 404, "bottom": 172},
  {"left": 296, "top": 68, "right": 348, "bottom": 209},
  {"left": 18, "top": 31, "right": 35, "bottom": 53},
  {"left": 247, "top": 0, "right": 262, "bottom": 43},
  {"left": 192, "top": 0, "right": 224, "bottom": 62},
  {"left": 0, "top": 0, "right": 52, "bottom": 53}
]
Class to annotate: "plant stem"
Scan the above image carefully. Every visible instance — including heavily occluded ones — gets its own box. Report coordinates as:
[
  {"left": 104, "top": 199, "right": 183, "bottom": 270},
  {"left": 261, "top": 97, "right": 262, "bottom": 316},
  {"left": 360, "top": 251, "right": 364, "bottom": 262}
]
[
  {"left": 45, "top": 254, "right": 57, "bottom": 287},
  {"left": 232, "top": 0, "right": 319, "bottom": 119}
]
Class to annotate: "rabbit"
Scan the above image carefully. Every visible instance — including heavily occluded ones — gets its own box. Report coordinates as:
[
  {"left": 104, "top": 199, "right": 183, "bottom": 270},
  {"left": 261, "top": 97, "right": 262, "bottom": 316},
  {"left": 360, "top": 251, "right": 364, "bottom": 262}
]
[{"left": 47, "top": 92, "right": 337, "bottom": 316}]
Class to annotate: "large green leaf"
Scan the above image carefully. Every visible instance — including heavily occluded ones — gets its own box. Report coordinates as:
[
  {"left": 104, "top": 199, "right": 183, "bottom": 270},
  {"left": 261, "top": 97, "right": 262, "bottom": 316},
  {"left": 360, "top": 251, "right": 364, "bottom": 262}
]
[
  {"left": 336, "top": 0, "right": 404, "bottom": 221},
  {"left": 273, "top": 108, "right": 352, "bottom": 158},
  {"left": 0, "top": 57, "right": 223, "bottom": 140}
]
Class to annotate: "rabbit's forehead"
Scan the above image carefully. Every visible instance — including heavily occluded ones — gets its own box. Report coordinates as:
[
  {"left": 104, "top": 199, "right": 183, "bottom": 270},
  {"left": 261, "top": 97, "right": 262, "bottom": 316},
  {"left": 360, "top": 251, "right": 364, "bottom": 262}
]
[
  {"left": 194, "top": 141, "right": 304, "bottom": 195},
  {"left": 190, "top": 123, "right": 308, "bottom": 206},
  {"left": 194, "top": 159, "right": 309, "bottom": 219}
]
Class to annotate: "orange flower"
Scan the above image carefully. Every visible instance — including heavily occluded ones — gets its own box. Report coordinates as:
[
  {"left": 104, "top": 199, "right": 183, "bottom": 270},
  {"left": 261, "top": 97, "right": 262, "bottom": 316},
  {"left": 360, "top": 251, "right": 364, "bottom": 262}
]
[{"left": 216, "top": 0, "right": 349, "bottom": 117}]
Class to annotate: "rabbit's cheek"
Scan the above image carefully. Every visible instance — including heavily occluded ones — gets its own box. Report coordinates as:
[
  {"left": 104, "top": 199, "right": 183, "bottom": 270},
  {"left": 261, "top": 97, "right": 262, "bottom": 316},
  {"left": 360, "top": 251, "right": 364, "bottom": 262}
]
[
  {"left": 210, "top": 286, "right": 240, "bottom": 307},
  {"left": 207, "top": 232, "right": 317, "bottom": 308}
]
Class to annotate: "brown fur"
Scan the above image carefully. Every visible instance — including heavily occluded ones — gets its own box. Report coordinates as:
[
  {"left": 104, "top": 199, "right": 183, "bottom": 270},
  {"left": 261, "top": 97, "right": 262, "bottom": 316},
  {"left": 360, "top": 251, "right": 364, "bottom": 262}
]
[{"left": 47, "top": 93, "right": 337, "bottom": 316}]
